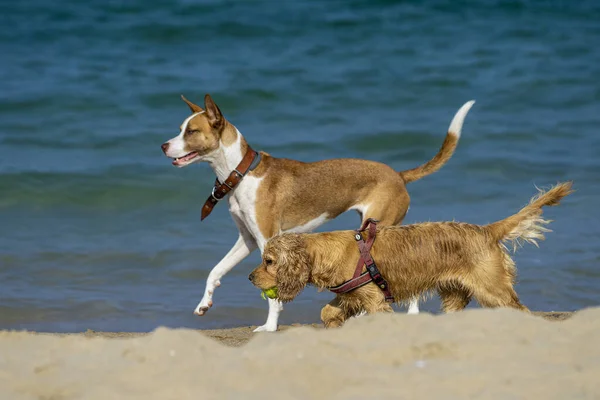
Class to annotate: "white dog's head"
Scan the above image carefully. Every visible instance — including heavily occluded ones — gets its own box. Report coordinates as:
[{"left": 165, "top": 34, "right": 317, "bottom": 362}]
[{"left": 161, "top": 94, "right": 227, "bottom": 167}]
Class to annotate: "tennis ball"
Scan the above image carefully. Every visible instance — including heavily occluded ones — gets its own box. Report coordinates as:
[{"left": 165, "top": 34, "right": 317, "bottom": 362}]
[{"left": 261, "top": 287, "right": 278, "bottom": 300}]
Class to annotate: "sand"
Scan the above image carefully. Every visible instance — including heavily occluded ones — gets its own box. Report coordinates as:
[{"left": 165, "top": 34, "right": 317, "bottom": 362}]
[{"left": 0, "top": 309, "right": 598, "bottom": 399}]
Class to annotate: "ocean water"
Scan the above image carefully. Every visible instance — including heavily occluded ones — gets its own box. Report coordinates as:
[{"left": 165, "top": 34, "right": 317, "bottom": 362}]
[{"left": 1, "top": 0, "right": 599, "bottom": 332}]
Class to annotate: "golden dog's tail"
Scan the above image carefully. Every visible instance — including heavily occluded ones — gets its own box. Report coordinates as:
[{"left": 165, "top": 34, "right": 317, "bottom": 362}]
[
  {"left": 400, "top": 100, "right": 475, "bottom": 184},
  {"left": 487, "top": 182, "right": 573, "bottom": 252}
]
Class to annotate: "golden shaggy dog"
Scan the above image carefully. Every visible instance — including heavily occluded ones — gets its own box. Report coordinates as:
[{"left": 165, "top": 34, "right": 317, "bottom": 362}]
[{"left": 249, "top": 182, "right": 573, "bottom": 328}]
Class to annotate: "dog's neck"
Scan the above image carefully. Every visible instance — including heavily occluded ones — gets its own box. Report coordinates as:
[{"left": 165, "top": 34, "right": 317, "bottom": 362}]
[
  {"left": 305, "top": 236, "right": 353, "bottom": 291},
  {"left": 310, "top": 263, "right": 342, "bottom": 291},
  {"left": 202, "top": 124, "right": 249, "bottom": 183}
]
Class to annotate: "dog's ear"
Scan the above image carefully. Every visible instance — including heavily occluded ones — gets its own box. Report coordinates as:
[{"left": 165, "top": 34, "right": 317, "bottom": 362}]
[
  {"left": 204, "top": 94, "right": 224, "bottom": 129},
  {"left": 275, "top": 235, "right": 311, "bottom": 302},
  {"left": 181, "top": 95, "right": 203, "bottom": 113}
]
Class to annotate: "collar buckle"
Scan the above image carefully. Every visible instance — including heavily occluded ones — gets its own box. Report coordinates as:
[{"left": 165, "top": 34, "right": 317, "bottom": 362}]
[{"left": 210, "top": 186, "right": 220, "bottom": 202}]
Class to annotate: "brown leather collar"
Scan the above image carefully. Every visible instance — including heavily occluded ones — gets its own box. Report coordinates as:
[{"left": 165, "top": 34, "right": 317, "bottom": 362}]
[
  {"left": 201, "top": 146, "right": 261, "bottom": 221},
  {"left": 328, "top": 219, "right": 395, "bottom": 302}
]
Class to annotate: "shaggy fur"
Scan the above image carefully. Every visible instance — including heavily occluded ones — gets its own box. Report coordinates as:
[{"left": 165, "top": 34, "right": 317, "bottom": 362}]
[{"left": 249, "top": 182, "right": 573, "bottom": 328}]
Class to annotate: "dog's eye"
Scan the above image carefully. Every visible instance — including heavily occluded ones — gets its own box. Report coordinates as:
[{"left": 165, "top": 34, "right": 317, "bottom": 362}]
[
  {"left": 265, "top": 259, "right": 273, "bottom": 266},
  {"left": 185, "top": 129, "right": 199, "bottom": 136}
]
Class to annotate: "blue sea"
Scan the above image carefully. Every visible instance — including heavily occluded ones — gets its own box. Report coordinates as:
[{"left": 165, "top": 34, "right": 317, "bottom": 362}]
[{"left": 1, "top": 0, "right": 599, "bottom": 332}]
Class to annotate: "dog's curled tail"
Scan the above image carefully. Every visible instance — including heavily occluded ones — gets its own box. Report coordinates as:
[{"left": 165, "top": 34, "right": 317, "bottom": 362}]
[
  {"left": 400, "top": 100, "right": 475, "bottom": 184},
  {"left": 487, "top": 182, "right": 573, "bottom": 252}
]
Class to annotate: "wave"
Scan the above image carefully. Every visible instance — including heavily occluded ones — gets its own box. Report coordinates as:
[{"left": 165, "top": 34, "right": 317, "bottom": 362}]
[{"left": 0, "top": 169, "right": 211, "bottom": 210}]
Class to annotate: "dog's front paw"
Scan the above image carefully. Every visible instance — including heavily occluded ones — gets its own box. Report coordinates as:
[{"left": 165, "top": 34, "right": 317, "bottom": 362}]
[
  {"left": 193, "top": 299, "right": 213, "bottom": 316},
  {"left": 253, "top": 323, "right": 278, "bottom": 333}
]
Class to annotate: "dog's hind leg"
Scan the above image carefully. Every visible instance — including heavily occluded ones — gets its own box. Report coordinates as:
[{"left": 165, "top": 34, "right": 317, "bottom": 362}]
[
  {"left": 438, "top": 282, "right": 472, "bottom": 312},
  {"left": 194, "top": 225, "right": 257, "bottom": 316},
  {"left": 468, "top": 259, "right": 530, "bottom": 312},
  {"left": 474, "top": 286, "right": 530, "bottom": 312},
  {"left": 472, "top": 282, "right": 530, "bottom": 312}
]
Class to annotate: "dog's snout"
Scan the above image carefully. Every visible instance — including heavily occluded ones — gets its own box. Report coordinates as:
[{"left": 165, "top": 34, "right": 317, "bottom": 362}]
[
  {"left": 248, "top": 272, "right": 255, "bottom": 282},
  {"left": 161, "top": 142, "right": 169, "bottom": 153}
]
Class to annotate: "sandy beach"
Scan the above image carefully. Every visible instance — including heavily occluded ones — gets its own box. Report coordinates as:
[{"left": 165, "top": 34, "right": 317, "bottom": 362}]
[{"left": 1, "top": 308, "right": 598, "bottom": 399}]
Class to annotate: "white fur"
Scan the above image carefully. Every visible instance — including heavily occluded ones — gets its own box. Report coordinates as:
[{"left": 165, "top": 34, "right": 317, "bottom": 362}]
[
  {"left": 193, "top": 225, "right": 257, "bottom": 314},
  {"left": 165, "top": 112, "right": 205, "bottom": 159},
  {"left": 348, "top": 203, "right": 370, "bottom": 220},
  {"left": 407, "top": 301, "right": 420, "bottom": 314},
  {"left": 448, "top": 100, "right": 475, "bottom": 139},
  {"left": 351, "top": 310, "right": 367, "bottom": 319},
  {"left": 285, "top": 213, "right": 330, "bottom": 233},
  {"left": 202, "top": 129, "right": 246, "bottom": 182}
]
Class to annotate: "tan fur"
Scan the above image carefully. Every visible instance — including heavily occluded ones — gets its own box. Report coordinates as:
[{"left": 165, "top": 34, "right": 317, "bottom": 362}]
[
  {"left": 249, "top": 182, "right": 573, "bottom": 328},
  {"left": 181, "top": 95, "right": 203, "bottom": 113},
  {"left": 488, "top": 182, "right": 574, "bottom": 251},
  {"left": 252, "top": 156, "right": 411, "bottom": 237},
  {"left": 400, "top": 134, "right": 459, "bottom": 183},
  {"left": 178, "top": 95, "right": 244, "bottom": 155},
  {"left": 172, "top": 95, "right": 466, "bottom": 239}
]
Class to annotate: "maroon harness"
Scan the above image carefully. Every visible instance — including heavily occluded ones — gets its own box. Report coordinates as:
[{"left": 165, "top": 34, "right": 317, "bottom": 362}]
[{"left": 328, "top": 219, "right": 394, "bottom": 302}]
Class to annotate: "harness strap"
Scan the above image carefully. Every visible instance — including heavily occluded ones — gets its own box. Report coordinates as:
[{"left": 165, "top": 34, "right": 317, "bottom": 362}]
[
  {"left": 329, "top": 218, "right": 395, "bottom": 302},
  {"left": 353, "top": 219, "right": 377, "bottom": 278},
  {"left": 201, "top": 147, "right": 261, "bottom": 221},
  {"left": 328, "top": 271, "right": 373, "bottom": 293}
]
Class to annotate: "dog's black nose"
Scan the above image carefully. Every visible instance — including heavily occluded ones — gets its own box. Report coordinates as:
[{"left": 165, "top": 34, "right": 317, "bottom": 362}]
[
  {"left": 161, "top": 142, "right": 169, "bottom": 153},
  {"left": 248, "top": 272, "right": 255, "bottom": 281}
]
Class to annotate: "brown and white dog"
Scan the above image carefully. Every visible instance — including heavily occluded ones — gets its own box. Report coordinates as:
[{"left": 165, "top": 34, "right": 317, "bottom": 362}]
[
  {"left": 161, "top": 94, "right": 474, "bottom": 331},
  {"left": 248, "top": 182, "right": 573, "bottom": 328}
]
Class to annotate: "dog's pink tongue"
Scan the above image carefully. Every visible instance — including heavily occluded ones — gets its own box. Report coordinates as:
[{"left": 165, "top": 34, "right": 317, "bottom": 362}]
[{"left": 172, "top": 152, "right": 198, "bottom": 165}]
